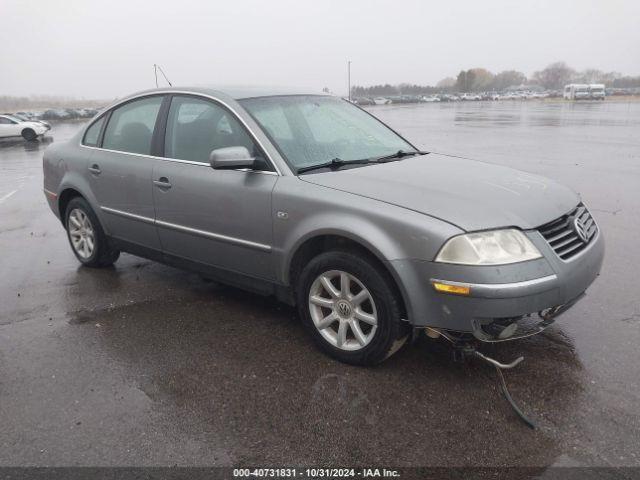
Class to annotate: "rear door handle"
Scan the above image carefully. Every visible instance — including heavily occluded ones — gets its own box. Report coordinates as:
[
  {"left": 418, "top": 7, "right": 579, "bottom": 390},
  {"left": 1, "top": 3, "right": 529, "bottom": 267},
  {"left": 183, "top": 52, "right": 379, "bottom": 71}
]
[
  {"left": 153, "top": 177, "right": 172, "bottom": 189},
  {"left": 88, "top": 164, "right": 101, "bottom": 175}
]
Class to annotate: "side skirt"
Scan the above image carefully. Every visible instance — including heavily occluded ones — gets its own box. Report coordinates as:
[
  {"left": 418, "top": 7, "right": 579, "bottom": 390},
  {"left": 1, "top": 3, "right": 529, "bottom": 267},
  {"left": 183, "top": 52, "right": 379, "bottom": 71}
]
[{"left": 108, "top": 237, "right": 295, "bottom": 305}]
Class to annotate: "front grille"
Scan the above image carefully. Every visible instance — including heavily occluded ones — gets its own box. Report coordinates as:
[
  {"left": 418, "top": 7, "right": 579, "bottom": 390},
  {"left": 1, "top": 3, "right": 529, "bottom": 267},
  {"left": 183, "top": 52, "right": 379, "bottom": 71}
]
[{"left": 537, "top": 203, "right": 597, "bottom": 260}]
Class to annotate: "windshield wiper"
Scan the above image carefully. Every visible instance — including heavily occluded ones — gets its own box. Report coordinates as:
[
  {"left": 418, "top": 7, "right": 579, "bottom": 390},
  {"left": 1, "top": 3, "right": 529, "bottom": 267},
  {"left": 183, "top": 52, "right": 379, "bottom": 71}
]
[
  {"left": 297, "top": 157, "right": 378, "bottom": 174},
  {"left": 296, "top": 150, "right": 429, "bottom": 174},
  {"left": 371, "top": 149, "right": 429, "bottom": 163}
]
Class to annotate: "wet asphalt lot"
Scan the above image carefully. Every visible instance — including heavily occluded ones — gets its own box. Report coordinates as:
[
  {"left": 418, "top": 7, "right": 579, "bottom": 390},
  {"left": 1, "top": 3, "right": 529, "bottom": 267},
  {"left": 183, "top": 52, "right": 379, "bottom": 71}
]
[{"left": 0, "top": 101, "right": 639, "bottom": 471}]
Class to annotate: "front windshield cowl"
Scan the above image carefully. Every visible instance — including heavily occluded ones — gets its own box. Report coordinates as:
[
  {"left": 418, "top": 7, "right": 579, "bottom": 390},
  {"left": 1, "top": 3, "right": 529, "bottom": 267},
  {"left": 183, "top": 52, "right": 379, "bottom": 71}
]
[{"left": 240, "top": 95, "right": 417, "bottom": 173}]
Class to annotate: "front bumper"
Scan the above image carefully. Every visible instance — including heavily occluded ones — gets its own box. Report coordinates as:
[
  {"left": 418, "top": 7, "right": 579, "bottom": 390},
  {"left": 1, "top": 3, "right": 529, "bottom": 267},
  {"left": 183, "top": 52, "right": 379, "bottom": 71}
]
[{"left": 389, "top": 228, "right": 604, "bottom": 333}]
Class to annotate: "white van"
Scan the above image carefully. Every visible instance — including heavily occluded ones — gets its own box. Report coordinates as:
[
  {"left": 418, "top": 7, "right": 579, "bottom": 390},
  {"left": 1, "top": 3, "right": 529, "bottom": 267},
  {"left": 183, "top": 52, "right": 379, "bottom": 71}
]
[
  {"left": 563, "top": 84, "right": 590, "bottom": 100},
  {"left": 589, "top": 84, "right": 606, "bottom": 100}
]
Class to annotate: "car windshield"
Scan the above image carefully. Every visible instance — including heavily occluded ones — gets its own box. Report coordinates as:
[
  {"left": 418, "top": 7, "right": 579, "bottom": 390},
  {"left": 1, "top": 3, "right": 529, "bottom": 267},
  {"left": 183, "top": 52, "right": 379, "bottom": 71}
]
[{"left": 239, "top": 95, "right": 416, "bottom": 172}]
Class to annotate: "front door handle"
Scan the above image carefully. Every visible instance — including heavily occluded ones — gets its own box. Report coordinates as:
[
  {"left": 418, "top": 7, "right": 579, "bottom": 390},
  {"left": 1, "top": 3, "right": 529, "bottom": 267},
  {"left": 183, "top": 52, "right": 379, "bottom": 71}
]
[
  {"left": 153, "top": 177, "right": 172, "bottom": 189},
  {"left": 88, "top": 164, "right": 101, "bottom": 175}
]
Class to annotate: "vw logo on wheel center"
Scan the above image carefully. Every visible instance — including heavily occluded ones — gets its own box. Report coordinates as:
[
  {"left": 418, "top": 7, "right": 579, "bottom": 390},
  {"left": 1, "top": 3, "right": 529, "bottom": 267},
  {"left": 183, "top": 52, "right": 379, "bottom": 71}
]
[{"left": 336, "top": 300, "right": 353, "bottom": 318}]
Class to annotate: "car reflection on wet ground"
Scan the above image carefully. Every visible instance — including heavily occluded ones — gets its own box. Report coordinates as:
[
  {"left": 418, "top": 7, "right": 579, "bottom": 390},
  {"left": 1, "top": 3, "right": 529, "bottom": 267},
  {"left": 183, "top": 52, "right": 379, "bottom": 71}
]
[{"left": 0, "top": 101, "right": 639, "bottom": 470}]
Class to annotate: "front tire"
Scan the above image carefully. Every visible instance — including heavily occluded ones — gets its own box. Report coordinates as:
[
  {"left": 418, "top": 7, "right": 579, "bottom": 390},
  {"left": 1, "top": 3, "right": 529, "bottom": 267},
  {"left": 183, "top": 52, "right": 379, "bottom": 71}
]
[
  {"left": 297, "top": 250, "right": 409, "bottom": 366},
  {"left": 65, "top": 197, "right": 120, "bottom": 267},
  {"left": 21, "top": 128, "right": 37, "bottom": 141}
]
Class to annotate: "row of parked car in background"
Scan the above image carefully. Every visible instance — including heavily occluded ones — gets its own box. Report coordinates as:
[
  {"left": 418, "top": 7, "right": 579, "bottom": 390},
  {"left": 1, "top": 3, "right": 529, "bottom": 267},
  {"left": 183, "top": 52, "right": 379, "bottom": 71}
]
[
  {"left": 9, "top": 107, "right": 101, "bottom": 121},
  {"left": 353, "top": 84, "right": 637, "bottom": 105},
  {"left": 354, "top": 90, "right": 559, "bottom": 105}
]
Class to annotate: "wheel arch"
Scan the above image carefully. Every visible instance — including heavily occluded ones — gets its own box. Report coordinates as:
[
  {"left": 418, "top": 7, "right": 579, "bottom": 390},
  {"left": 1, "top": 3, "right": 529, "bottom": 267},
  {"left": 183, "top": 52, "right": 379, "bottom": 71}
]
[
  {"left": 56, "top": 178, "right": 103, "bottom": 231},
  {"left": 57, "top": 187, "right": 84, "bottom": 223},
  {"left": 286, "top": 231, "right": 411, "bottom": 321}
]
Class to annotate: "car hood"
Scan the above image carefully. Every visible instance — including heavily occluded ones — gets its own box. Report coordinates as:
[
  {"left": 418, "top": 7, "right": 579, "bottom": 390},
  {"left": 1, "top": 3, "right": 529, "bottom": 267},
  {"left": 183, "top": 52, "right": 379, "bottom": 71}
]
[{"left": 299, "top": 153, "right": 580, "bottom": 231}]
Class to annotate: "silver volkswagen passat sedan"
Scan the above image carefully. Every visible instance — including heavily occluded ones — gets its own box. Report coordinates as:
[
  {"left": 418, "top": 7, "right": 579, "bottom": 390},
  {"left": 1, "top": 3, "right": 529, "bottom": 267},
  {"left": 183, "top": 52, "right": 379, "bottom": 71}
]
[{"left": 43, "top": 87, "right": 604, "bottom": 365}]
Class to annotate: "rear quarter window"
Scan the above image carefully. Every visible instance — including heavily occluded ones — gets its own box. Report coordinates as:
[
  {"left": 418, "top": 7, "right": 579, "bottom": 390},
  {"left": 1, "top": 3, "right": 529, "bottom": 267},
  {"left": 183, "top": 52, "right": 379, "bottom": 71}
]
[{"left": 82, "top": 116, "right": 105, "bottom": 147}]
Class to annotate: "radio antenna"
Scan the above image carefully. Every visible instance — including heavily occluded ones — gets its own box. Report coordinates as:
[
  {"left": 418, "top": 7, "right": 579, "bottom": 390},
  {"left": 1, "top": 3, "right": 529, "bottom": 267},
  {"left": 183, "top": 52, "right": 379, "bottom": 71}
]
[{"left": 153, "top": 64, "right": 172, "bottom": 87}]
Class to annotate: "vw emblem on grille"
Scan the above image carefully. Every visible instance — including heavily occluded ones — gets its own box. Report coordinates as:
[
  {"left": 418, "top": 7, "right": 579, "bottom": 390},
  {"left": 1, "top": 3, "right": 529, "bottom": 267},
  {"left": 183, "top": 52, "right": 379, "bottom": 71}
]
[{"left": 573, "top": 216, "right": 589, "bottom": 243}]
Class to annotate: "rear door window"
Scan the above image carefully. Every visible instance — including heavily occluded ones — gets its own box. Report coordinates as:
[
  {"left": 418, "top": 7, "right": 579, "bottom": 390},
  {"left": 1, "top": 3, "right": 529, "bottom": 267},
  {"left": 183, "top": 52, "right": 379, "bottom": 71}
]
[{"left": 102, "top": 96, "right": 163, "bottom": 155}]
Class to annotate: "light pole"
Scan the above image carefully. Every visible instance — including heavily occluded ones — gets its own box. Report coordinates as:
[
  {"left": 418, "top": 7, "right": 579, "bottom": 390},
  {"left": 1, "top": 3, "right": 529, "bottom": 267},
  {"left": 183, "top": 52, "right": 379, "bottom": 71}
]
[{"left": 348, "top": 60, "right": 352, "bottom": 101}]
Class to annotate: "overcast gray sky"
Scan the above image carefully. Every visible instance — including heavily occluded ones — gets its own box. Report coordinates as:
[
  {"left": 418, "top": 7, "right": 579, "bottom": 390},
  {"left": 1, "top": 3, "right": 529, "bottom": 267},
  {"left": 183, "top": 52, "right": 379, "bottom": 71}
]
[{"left": 1, "top": 0, "right": 639, "bottom": 98}]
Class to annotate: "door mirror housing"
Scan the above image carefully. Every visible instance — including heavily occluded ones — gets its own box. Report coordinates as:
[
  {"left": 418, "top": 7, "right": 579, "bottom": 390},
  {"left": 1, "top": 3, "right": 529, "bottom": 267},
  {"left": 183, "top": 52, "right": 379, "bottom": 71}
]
[{"left": 209, "top": 146, "right": 255, "bottom": 170}]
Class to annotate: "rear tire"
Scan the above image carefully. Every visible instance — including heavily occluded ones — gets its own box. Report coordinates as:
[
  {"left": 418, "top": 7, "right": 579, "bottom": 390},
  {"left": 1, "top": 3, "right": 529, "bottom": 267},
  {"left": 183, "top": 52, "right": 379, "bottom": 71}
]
[
  {"left": 21, "top": 128, "right": 37, "bottom": 141},
  {"left": 64, "top": 197, "right": 120, "bottom": 268},
  {"left": 296, "top": 250, "right": 409, "bottom": 366}
]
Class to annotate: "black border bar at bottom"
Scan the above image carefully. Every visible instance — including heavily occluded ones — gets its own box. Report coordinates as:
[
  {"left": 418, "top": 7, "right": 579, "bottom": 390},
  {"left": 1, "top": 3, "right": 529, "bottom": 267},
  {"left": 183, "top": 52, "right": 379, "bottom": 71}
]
[{"left": 0, "top": 467, "right": 638, "bottom": 480}]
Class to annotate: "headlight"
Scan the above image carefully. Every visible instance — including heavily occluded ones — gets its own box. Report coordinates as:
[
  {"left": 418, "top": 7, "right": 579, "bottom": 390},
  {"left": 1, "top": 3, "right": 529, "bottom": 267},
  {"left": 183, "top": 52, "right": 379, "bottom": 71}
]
[{"left": 435, "top": 229, "right": 542, "bottom": 265}]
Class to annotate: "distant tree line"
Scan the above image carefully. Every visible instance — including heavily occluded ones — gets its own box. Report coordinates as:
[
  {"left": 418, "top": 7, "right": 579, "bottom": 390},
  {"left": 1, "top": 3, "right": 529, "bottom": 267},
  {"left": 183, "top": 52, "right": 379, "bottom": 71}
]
[
  {"left": 455, "top": 69, "right": 527, "bottom": 92},
  {"left": 351, "top": 62, "right": 640, "bottom": 96},
  {"left": 610, "top": 76, "right": 640, "bottom": 88}
]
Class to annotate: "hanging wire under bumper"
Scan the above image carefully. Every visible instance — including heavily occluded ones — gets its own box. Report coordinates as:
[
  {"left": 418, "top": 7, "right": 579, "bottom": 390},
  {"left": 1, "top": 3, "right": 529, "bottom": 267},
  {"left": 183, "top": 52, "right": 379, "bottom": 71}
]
[
  {"left": 424, "top": 328, "right": 537, "bottom": 428},
  {"left": 423, "top": 292, "right": 587, "bottom": 428}
]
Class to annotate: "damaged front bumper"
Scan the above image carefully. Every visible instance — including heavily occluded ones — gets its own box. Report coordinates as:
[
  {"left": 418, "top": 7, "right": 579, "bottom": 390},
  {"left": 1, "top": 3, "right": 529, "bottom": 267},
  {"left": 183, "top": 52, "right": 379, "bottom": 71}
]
[
  {"left": 470, "top": 291, "right": 586, "bottom": 342},
  {"left": 391, "top": 226, "right": 604, "bottom": 338}
]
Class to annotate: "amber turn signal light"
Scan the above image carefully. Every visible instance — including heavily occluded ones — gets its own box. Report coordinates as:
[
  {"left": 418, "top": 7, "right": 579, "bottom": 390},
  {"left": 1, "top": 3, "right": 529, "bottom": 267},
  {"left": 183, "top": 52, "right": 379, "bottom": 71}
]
[{"left": 432, "top": 281, "right": 471, "bottom": 296}]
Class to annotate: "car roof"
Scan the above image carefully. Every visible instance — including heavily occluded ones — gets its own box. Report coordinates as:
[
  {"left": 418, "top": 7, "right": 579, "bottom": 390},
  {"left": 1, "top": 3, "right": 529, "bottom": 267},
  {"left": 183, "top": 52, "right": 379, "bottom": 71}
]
[{"left": 120, "top": 86, "right": 332, "bottom": 101}]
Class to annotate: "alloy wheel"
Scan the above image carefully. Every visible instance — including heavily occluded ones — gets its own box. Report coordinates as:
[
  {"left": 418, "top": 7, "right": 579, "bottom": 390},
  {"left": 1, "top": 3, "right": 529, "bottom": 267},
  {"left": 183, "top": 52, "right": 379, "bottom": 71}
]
[
  {"left": 308, "top": 270, "right": 378, "bottom": 351},
  {"left": 68, "top": 208, "right": 95, "bottom": 259}
]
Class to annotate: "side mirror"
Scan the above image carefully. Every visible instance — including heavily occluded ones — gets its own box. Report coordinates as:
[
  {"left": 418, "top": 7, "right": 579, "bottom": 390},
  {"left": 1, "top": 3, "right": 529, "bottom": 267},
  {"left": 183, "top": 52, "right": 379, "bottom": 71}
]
[{"left": 209, "top": 146, "right": 255, "bottom": 170}]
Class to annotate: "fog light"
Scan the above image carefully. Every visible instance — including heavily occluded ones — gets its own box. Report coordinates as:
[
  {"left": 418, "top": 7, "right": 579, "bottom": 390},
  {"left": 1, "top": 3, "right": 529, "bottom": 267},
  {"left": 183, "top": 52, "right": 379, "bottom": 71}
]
[{"left": 432, "top": 281, "right": 470, "bottom": 296}]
